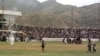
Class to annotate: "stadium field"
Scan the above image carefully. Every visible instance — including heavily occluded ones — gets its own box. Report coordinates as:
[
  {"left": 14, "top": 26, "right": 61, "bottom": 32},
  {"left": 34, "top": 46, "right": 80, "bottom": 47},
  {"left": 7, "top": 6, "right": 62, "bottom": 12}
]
[{"left": 0, "top": 41, "right": 100, "bottom": 56}]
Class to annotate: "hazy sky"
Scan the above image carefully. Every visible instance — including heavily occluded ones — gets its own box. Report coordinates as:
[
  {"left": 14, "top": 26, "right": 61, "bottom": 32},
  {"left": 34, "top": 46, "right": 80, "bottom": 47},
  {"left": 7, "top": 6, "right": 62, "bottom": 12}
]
[{"left": 38, "top": 0, "right": 100, "bottom": 7}]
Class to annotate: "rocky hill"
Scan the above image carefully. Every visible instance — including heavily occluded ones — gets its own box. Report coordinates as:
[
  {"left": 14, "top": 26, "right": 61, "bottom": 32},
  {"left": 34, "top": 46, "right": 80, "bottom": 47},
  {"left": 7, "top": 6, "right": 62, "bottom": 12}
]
[{"left": 0, "top": 0, "right": 100, "bottom": 28}]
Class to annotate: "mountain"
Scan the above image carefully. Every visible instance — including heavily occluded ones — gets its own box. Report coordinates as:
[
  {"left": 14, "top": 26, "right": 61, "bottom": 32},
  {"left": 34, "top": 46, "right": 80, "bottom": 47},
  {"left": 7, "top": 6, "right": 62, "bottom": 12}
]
[
  {"left": 35, "top": 0, "right": 75, "bottom": 14},
  {"left": 0, "top": 0, "right": 40, "bottom": 13},
  {"left": 78, "top": 3, "right": 100, "bottom": 28},
  {"left": 15, "top": 0, "right": 40, "bottom": 13},
  {"left": 0, "top": 0, "right": 100, "bottom": 28}
]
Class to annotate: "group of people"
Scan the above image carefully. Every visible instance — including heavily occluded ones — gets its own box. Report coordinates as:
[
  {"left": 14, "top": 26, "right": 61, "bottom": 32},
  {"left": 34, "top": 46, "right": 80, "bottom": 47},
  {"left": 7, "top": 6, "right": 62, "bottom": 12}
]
[
  {"left": 87, "top": 38, "right": 96, "bottom": 53},
  {"left": 13, "top": 24, "right": 100, "bottom": 39}
]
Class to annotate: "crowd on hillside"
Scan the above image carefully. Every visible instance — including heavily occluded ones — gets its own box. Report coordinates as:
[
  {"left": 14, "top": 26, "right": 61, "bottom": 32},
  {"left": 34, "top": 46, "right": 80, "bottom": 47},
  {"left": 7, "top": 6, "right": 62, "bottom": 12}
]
[{"left": 12, "top": 24, "right": 100, "bottom": 41}]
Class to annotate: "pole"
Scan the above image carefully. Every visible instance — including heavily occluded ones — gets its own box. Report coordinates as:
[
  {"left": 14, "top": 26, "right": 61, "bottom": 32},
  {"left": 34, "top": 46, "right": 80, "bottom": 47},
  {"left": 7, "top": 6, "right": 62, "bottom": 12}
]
[
  {"left": 71, "top": 7, "right": 73, "bottom": 28},
  {"left": 2, "top": 0, "right": 4, "bottom": 14},
  {"left": 0, "top": 0, "right": 4, "bottom": 29}
]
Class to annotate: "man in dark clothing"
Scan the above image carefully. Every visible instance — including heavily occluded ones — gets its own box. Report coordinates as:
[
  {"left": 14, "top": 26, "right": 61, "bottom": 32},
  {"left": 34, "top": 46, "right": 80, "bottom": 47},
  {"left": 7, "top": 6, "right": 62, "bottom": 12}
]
[
  {"left": 87, "top": 43, "right": 92, "bottom": 52},
  {"left": 41, "top": 40, "right": 45, "bottom": 52},
  {"left": 93, "top": 42, "right": 96, "bottom": 52}
]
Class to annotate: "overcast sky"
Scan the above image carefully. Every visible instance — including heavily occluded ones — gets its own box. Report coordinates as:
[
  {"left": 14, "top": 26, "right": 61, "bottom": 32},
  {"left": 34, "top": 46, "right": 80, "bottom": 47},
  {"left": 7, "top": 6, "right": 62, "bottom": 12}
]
[{"left": 38, "top": 0, "right": 100, "bottom": 7}]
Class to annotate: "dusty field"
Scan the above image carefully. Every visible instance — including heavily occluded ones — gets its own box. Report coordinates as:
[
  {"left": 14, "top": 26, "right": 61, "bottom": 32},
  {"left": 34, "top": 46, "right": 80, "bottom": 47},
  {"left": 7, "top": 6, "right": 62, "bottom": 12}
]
[{"left": 0, "top": 41, "right": 100, "bottom": 56}]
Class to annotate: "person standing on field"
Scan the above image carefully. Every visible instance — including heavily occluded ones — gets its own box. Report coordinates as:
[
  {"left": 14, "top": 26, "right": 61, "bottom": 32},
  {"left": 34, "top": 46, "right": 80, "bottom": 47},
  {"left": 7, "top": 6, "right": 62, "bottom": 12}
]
[
  {"left": 92, "top": 41, "right": 96, "bottom": 52},
  {"left": 87, "top": 43, "right": 92, "bottom": 52},
  {"left": 41, "top": 40, "right": 45, "bottom": 52}
]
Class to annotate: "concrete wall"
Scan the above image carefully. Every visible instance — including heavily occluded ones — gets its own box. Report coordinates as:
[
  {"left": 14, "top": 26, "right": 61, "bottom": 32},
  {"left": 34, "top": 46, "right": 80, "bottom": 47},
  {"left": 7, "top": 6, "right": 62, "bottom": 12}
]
[{"left": 43, "top": 38, "right": 99, "bottom": 42}]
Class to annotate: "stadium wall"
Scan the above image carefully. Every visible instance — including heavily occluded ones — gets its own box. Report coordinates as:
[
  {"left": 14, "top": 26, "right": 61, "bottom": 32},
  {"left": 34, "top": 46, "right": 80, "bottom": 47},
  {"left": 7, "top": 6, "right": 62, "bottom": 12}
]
[{"left": 43, "top": 38, "right": 99, "bottom": 42}]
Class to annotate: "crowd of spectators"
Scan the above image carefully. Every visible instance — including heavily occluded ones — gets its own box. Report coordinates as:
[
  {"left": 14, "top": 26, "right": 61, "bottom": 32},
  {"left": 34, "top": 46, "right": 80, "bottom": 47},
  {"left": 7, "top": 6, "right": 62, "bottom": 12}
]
[
  {"left": 0, "top": 24, "right": 100, "bottom": 42},
  {"left": 12, "top": 24, "right": 100, "bottom": 41}
]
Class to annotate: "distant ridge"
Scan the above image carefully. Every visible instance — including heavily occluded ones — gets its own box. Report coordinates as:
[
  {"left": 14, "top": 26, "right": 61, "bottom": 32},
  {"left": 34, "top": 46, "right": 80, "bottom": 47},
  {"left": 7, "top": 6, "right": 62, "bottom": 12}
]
[{"left": 0, "top": 0, "right": 100, "bottom": 28}]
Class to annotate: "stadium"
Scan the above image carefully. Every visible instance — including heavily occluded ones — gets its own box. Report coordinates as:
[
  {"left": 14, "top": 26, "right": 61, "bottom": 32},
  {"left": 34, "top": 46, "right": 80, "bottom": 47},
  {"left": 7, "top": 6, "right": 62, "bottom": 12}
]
[{"left": 0, "top": 0, "right": 100, "bottom": 56}]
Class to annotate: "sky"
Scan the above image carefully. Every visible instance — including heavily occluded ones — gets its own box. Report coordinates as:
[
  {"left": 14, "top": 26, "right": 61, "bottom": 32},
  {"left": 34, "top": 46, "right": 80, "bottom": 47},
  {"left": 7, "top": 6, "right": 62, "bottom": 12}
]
[{"left": 37, "top": 0, "right": 100, "bottom": 7}]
